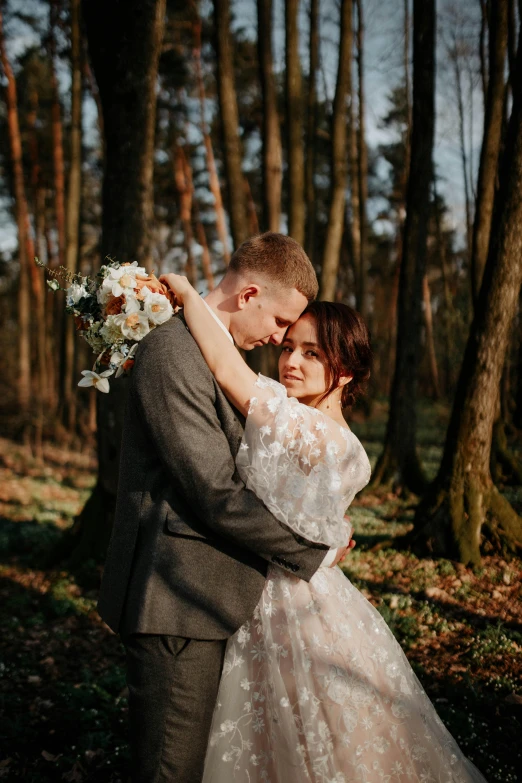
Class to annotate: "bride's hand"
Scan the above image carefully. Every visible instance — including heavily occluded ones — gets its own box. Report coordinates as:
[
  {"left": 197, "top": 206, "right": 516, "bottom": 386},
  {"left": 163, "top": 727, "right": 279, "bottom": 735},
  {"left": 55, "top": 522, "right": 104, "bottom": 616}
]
[{"left": 159, "top": 273, "right": 195, "bottom": 307}]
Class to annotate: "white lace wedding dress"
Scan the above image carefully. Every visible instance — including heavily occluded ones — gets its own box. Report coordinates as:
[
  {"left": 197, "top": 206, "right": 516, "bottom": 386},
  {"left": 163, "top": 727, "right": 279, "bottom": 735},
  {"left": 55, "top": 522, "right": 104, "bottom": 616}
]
[{"left": 202, "top": 375, "right": 487, "bottom": 783}]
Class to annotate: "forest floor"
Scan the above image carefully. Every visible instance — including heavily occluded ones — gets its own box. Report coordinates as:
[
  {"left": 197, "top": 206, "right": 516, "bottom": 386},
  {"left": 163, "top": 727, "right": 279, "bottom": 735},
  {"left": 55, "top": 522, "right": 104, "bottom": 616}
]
[{"left": 0, "top": 400, "right": 521, "bottom": 783}]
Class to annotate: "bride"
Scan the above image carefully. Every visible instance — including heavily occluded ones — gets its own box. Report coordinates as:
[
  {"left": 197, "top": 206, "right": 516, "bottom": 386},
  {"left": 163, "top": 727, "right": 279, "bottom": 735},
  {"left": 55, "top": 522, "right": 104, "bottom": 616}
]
[{"left": 161, "top": 273, "right": 487, "bottom": 783}]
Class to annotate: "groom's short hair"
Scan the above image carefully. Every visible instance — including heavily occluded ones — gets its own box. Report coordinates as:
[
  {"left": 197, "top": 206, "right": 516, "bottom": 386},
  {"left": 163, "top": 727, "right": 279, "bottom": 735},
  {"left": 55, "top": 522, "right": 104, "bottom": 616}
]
[{"left": 228, "top": 232, "right": 318, "bottom": 302}]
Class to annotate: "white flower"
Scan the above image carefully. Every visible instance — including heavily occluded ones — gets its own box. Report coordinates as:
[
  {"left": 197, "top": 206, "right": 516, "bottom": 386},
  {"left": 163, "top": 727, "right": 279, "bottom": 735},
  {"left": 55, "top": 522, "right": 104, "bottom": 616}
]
[
  {"left": 100, "top": 315, "right": 125, "bottom": 346},
  {"left": 328, "top": 472, "right": 342, "bottom": 492},
  {"left": 302, "top": 430, "right": 318, "bottom": 446},
  {"left": 66, "top": 282, "right": 89, "bottom": 306},
  {"left": 372, "top": 736, "right": 390, "bottom": 754},
  {"left": 263, "top": 601, "right": 275, "bottom": 617},
  {"left": 342, "top": 706, "right": 358, "bottom": 733},
  {"left": 327, "top": 669, "right": 351, "bottom": 705},
  {"left": 78, "top": 369, "right": 114, "bottom": 393},
  {"left": 237, "top": 626, "right": 251, "bottom": 648},
  {"left": 98, "top": 262, "right": 146, "bottom": 303},
  {"left": 391, "top": 699, "right": 410, "bottom": 719},
  {"left": 110, "top": 344, "right": 138, "bottom": 377},
  {"left": 142, "top": 289, "right": 173, "bottom": 325},
  {"left": 265, "top": 396, "right": 282, "bottom": 413},
  {"left": 47, "top": 279, "right": 60, "bottom": 291},
  {"left": 386, "top": 662, "right": 400, "bottom": 678},
  {"left": 298, "top": 688, "right": 310, "bottom": 704},
  {"left": 110, "top": 350, "right": 126, "bottom": 368},
  {"left": 113, "top": 299, "right": 150, "bottom": 341}
]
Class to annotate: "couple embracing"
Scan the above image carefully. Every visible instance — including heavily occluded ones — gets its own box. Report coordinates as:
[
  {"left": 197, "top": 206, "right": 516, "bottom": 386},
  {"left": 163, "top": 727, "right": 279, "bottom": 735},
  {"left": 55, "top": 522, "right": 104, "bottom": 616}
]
[{"left": 98, "top": 233, "right": 486, "bottom": 782}]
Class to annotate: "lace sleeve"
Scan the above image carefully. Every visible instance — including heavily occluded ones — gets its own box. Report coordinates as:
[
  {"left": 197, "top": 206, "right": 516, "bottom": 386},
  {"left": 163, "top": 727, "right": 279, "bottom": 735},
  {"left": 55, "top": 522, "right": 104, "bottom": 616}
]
[{"left": 235, "top": 374, "right": 371, "bottom": 548}]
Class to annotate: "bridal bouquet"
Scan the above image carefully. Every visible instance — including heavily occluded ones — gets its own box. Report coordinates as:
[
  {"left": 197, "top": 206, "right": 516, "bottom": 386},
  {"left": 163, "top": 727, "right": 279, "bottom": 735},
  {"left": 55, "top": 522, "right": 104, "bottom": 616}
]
[{"left": 38, "top": 257, "right": 176, "bottom": 393}]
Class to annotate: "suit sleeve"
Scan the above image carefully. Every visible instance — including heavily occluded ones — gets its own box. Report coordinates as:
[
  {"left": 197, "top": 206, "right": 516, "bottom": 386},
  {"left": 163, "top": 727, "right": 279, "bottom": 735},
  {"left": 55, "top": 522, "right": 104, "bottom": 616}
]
[{"left": 131, "top": 322, "right": 328, "bottom": 581}]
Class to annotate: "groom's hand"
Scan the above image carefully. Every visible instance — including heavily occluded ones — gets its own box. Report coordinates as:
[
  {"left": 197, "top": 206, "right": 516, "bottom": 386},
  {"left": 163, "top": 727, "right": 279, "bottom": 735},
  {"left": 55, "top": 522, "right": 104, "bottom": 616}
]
[
  {"left": 330, "top": 515, "right": 356, "bottom": 567},
  {"left": 331, "top": 540, "right": 356, "bottom": 566}
]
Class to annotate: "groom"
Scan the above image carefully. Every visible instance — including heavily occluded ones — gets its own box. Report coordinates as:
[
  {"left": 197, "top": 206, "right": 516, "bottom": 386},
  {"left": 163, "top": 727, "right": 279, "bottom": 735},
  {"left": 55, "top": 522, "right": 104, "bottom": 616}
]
[{"left": 97, "top": 232, "right": 350, "bottom": 782}]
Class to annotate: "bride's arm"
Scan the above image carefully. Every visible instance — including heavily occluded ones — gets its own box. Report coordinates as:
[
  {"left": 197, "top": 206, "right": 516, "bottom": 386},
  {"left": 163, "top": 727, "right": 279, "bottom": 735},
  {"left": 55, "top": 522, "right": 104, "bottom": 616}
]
[
  {"left": 161, "top": 274, "right": 353, "bottom": 566},
  {"left": 160, "top": 274, "right": 256, "bottom": 415}
]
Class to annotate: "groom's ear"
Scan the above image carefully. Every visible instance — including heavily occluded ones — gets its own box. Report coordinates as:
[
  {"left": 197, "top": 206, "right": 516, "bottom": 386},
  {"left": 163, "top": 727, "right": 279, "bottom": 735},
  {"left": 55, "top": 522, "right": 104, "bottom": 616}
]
[{"left": 238, "top": 284, "right": 261, "bottom": 309}]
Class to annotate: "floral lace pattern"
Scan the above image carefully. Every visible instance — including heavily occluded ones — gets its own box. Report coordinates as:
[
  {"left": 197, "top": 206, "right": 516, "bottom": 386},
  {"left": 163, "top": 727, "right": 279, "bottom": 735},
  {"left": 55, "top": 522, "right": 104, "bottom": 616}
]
[
  {"left": 202, "top": 376, "right": 487, "bottom": 783},
  {"left": 236, "top": 375, "right": 371, "bottom": 548}
]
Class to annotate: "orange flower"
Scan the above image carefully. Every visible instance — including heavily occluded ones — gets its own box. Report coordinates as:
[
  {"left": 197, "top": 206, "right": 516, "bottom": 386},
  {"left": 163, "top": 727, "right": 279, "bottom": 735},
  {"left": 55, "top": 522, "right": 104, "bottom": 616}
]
[
  {"left": 135, "top": 273, "right": 177, "bottom": 307},
  {"left": 105, "top": 295, "right": 125, "bottom": 316},
  {"left": 122, "top": 358, "right": 135, "bottom": 372}
]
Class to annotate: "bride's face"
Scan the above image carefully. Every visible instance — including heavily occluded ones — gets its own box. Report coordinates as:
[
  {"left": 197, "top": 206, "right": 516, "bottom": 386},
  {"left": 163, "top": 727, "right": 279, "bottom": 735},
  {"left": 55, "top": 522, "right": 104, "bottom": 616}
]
[{"left": 278, "top": 314, "right": 329, "bottom": 405}]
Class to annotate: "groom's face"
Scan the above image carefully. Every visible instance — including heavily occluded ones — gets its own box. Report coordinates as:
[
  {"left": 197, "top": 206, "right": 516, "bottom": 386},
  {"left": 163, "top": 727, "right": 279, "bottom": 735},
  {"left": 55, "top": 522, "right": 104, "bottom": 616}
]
[{"left": 230, "top": 285, "right": 308, "bottom": 350}]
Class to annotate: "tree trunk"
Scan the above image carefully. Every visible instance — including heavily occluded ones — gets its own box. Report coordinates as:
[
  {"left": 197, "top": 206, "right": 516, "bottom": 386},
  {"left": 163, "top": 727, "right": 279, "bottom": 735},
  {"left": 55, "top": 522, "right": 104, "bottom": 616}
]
[
  {"left": 305, "top": 0, "right": 319, "bottom": 260},
  {"left": 84, "top": 0, "right": 163, "bottom": 267},
  {"left": 355, "top": 0, "right": 368, "bottom": 319},
  {"left": 452, "top": 40, "right": 473, "bottom": 266},
  {"left": 257, "top": 0, "right": 282, "bottom": 232},
  {"left": 49, "top": 0, "right": 68, "bottom": 424},
  {"left": 513, "top": 291, "right": 522, "bottom": 429},
  {"left": 507, "top": 0, "right": 517, "bottom": 89},
  {"left": 479, "top": 0, "right": 488, "bottom": 105},
  {"left": 61, "top": 0, "right": 166, "bottom": 566},
  {"left": 412, "top": 44, "right": 522, "bottom": 564},
  {"left": 27, "top": 89, "right": 49, "bottom": 451},
  {"left": 244, "top": 177, "right": 260, "bottom": 235},
  {"left": 84, "top": 57, "right": 104, "bottom": 141},
  {"left": 491, "top": 415, "right": 522, "bottom": 485},
  {"left": 0, "top": 7, "right": 32, "bottom": 417},
  {"left": 471, "top": 0, "right": 508, "bottom": 305},
  {"left": 49, "top": 0, "right": 66, "bottom": 269},
  {"left": 44, "top": 214, "right": 59, "bottom": 416},
  {"left": 64, "top": 0, "right": 83, "bottom": 432},
  {"left": 371, "top": 0, "right": 435, "bottom": 495},
  {"left": 193, "top": 202, "right": 215, "bottom": 291},
  {"left": 320, "top": 0, "right": 353, "bottom": 301},
  {"left": 422, "top": 273, "right": 440, "bottom": 398},
  {"left": 193, "top": 15, "right": 230, "bottom": 265},
  {"left": 433, "top": 179, "right": 455, "bottom": 396},
  {"left": 214, "top": 0, "right": 249, "bottom": 249},
  {"left": 384, "top": 0, "right": 411, "bottom": 397},
  {"left": 285, "top": 0, "right": 305, "bottom": 244},
  {"left": 347, "top": 8, "right": 361, "bottom": 305},
  {"left": 173, "top": 141, "right": 197, "bottom": 286}
]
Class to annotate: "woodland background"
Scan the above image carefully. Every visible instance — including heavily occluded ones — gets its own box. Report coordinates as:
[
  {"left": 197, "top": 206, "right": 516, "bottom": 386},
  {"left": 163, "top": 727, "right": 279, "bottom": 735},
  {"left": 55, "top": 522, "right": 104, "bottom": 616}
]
[{"left": 0, "top": 0, "right": 521, "bottom": 780}]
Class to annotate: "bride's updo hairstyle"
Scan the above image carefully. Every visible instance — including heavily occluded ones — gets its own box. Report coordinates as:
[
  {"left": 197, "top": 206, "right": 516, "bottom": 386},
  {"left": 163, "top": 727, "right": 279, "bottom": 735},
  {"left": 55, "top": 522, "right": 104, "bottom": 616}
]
[{"left": 303, "top": 301, "right": 372, "bottom": 408}]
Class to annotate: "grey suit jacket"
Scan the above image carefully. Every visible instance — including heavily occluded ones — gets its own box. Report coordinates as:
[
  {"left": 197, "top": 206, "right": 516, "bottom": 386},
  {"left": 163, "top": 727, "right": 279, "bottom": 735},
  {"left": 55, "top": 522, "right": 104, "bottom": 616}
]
[{"left": 97, "top": 314, "right": 328, "bottom": 639}]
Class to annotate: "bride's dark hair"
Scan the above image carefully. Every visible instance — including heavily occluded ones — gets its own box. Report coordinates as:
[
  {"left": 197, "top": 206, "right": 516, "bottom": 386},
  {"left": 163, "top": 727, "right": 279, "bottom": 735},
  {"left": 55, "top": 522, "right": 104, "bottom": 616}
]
[{"left": 303, "top": 301, "right": 372, "bottom": 408}]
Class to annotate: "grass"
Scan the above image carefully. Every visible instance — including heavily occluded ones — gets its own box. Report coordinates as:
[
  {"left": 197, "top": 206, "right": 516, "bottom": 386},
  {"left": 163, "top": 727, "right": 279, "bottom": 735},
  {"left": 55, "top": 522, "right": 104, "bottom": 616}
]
[{"left": 0, "top": 401, "right": 521, "bottom": 782}]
